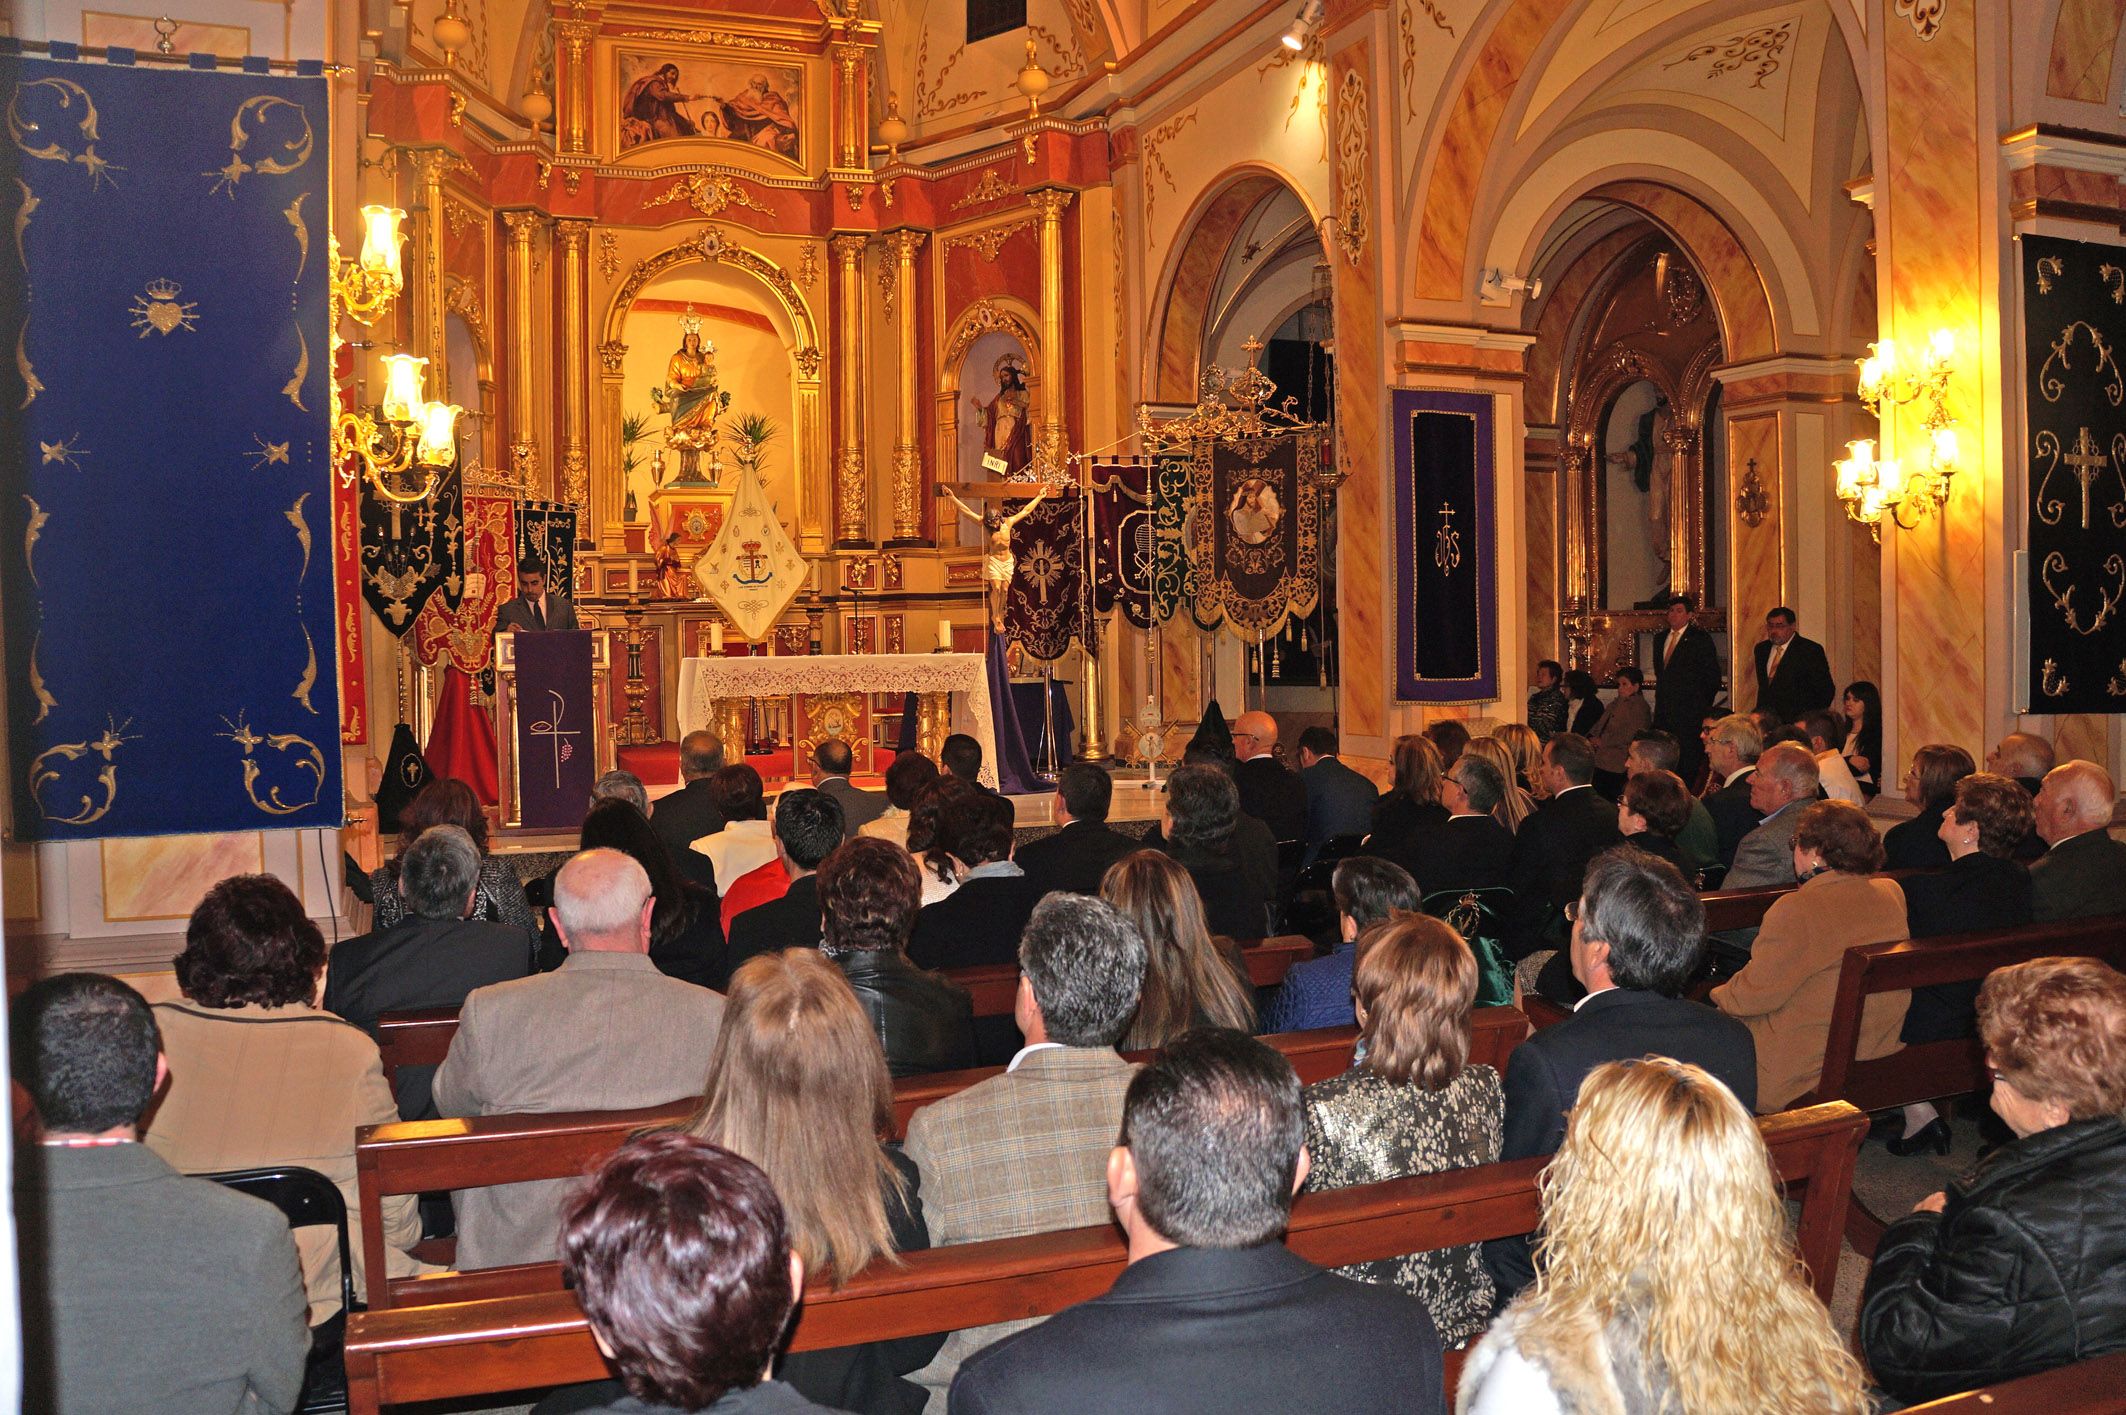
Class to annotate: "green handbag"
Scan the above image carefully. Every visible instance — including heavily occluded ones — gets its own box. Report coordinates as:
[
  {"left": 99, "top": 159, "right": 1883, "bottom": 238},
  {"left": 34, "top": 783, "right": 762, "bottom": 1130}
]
[{"left": 1424, "top": 886, "right": 1517, "bottom": 1008}]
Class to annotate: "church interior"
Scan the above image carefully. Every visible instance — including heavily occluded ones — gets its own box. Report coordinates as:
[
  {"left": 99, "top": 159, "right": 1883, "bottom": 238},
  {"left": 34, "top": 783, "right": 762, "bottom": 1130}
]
[{"left": 5, "top": 0, "right": 2126, "bottom": 1405}]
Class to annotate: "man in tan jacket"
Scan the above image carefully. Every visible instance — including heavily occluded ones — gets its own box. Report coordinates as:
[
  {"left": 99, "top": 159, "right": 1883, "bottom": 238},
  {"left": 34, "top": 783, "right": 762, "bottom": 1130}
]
[
  {"left": 434, "top": 848, "right": 724, "bottom": 1269},
  {"left": 904, "top": 894, "right": 1149, "bottom": 1412}
]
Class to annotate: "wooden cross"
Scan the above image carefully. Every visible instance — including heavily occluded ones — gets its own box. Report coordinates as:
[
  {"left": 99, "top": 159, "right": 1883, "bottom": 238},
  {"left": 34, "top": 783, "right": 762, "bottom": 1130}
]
[
  {"left": 934, "top": 481, "right": 1066, "bottom": 503},
  {"left": 2063, "top": 426, "right": 2109, "bottom": 529}
]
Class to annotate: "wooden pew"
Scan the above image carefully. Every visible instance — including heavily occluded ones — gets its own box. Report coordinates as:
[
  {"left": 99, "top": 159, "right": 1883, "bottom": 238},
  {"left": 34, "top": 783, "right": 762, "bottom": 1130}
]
[
  {"left": 343, "top": 1100, "right": 1865, "bottom": 1415},
  {"left": 373, "top": 936, "right": 1317, "bottom": 1096},
  {"left": 1799, "top": 912, "right": 2126, "bottom": 1256},
  {"left": 355, "top": 1007, "right": 1531, "bottom": 1309},
  {"left": 1901, "top": 1350, "right": 2126, "bottom": 1413}
]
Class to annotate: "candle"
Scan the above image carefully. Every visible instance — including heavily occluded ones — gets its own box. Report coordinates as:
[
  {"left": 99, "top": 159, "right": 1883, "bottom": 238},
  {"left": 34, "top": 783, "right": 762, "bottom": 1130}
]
[
  {"left": 767, "top": 632, "right": 778, "bottom": 657},
  {"left": 627, "top": 560, "right": 639, "bottom": 596},
  {"left": 936, "top": 619, "right": 953, "bottom": 652},
  {"left": 711, "top": 622, "right": 726, "bottom": 653}
]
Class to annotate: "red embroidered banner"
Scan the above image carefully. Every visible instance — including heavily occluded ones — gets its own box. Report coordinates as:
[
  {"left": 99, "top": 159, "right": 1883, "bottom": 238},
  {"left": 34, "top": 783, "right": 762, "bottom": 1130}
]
[
  {"left": 334, "top": 462, "right": 368, "bottom": 745},
  {"left": 412, "top": 495, "right": 517, "bottom": 674}
]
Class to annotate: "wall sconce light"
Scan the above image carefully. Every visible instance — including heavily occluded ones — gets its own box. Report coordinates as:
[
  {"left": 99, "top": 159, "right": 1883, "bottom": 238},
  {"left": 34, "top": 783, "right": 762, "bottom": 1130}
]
[
  {"left": 326, "top": 205, "right": 460, "bottom": 503},
  {"left": 1478, "top": 268, "right": 1542, "bottom": 307},
  {"left": 1839, "top": 329, "right": 1958, "bottom": 537},
  {"left": 1280, "top": 0, "right": 1326, "bottom": 51}
]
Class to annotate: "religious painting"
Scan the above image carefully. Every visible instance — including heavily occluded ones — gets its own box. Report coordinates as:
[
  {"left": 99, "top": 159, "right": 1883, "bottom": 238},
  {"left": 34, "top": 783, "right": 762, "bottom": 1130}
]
[
  {"left": 2019, "top": 234, "right": 2126, "bottom": 713},
  {"left": 614, "top": 50, "right": 803, "bottom": 167},
  {"left": 1185, "top": 433, "right": 1321, "bottom": 639},
  {"left": 1392, "top": 390, "right": 1498, "bottom": 704}
]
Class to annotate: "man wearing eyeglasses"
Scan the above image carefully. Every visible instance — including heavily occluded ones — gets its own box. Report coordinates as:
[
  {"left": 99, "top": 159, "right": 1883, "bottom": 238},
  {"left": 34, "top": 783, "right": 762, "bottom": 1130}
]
[{"left": 1230, "top": 710, "right": 1307, "bottom": 845}]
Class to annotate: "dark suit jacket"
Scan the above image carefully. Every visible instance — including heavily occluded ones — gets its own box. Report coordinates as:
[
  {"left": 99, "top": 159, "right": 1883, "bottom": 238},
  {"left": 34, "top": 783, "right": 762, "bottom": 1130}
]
[
  {"left": 2029, "top": 828, "right": 2126, "bottom": 923},
  {"left": 1752, "top": 633, "right": 1834, "bottom": 724},
  {"left": 1301, "top": 757, "right": 1378, "bottom": 848},
  {"left": 1505, "top": 785, "right": 1621, "bottom": 957},
  {"left": 726, "top": 874, "right": 823, "bottom": 978},
  {"left": 1652, "top": 623, "right": 1721, "bottom": 734},
  {"left": 814, "top": 776, "right": 888, "bottom": 835},
  {"left": 17, "top": 1143, "right": 311, "bottom": 1415},
  {"left": 494, "top": 593, "right": 580, "bottom": 634},
  {"left": 908, "top": 872, "right": 1046, "bottom": 970},
  {"left": 1368, "top": 793, "right": 1449, "bottom": 854},
  {"left": 1484, "top": 988, "right": 1756, "bottom": 1297},
  {"left": 651, "top": 777, "right": 725, "bottom": 862},
  {"left": 1883, "top": 804, "right": 1953, "bottom": 872},
  {"left": 1900, "top": 852, "right": 2032, "bottom": 1043},
  {"left": 1014, "top": 820, "right": 1139, "bottom": 898},
  {"left": 323, "top": 915, "right": 536, "bottom": 1118},
  {"left": 948, "top": 1241, "right": 1444, "bottom": 1415},
  {"left": 1706, "top": 767, "right": 1760, "bottom": 868},
  {"left": 1165, "top": 842, "right": 1277, "bottom": 941},
  {"left": 1380, "top": 813, "right": 1514, "bottom": 898},
  {"left": 1235, "top": 755, "right": 1309, "bottom": 842}
]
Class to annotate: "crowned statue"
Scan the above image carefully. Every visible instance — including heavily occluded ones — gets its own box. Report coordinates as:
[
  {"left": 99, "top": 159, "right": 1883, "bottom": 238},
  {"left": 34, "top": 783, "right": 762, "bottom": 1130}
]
[{"left": 652, "top": 306, "right": 731, "bottom": 483}]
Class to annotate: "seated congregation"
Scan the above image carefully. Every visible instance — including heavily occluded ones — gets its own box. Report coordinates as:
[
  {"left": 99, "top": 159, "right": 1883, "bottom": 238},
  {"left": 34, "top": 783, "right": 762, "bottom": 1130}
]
[{"left": 13, "top": 707, "right": 2126, "bottom": 1414}]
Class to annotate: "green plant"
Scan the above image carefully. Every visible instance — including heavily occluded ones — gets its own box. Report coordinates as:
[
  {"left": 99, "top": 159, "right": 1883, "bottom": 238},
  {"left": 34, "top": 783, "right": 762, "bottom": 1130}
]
[{"left": 726, "top": 412, "right": 779, "bottom": 470}]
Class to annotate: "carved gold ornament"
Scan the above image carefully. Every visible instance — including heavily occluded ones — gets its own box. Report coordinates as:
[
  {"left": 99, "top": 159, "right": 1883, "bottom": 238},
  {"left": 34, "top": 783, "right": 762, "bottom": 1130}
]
[
  {"left": 644, "top": 171, "right": 773, "bottom": 220},
  {"left": 218, "top": 712, "right": 327, "bottom": 815},
  {"left": 205, "top": 95, "right": 314, "bottom": 197},
  {"left": 1333, "top": 71, "right": 1369, "bottom": 263},
  {"left": 9, "top": 77, "right": 121, "bottom": 189},
  {"left": 29, "top": 716, "right": 135, "bottom": 825}
]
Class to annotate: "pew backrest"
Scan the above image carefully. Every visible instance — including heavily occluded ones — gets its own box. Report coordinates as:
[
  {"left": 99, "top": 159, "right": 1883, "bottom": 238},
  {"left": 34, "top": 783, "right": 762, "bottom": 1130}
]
[
  {"left": 355, "top": 1006, "right": 1529, "bottom": 1309},
  {"left": 1901, "top": 1350, "right": 2126, "bottom": 1413},
  {"left": 1810, "top": 913, "right": 2126, "bottom": 1112},
  {"left": 373, "top": 936, "right": 1319, "bottom": 1093},
  {"left": 343, "top": 1101, "right": 1864, "bottom": 1415}
]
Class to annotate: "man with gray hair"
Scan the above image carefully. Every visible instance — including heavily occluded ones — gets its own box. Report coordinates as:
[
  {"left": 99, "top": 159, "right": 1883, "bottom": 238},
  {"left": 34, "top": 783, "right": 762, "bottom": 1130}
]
[
  {"left": 1987, "top": 730, "right": 2057, "bottom": 796},
  {"left": 435, "top": 847, "right": 725, "bottom": 1269},
  {"left": 1703, "top": 712, "right": 1766, "bottom": 869},
  {"left": 323, "top": 824, "right": 534, "bottom": 1119},
  {"left": 906, "top": 894, "right": 1149, "bottom": 1409},
  {"left": 1722, "top": 741, "right": 1821, "bottom": 890},
  {"left": 591, "top": 768, "right": 650, "bottom": 815},
  {"left": 652, "top": 730, "right": 728, "bottom": 880},
  {"left": 2030, "top": 760, "right": 2126, "bottom": 921}
]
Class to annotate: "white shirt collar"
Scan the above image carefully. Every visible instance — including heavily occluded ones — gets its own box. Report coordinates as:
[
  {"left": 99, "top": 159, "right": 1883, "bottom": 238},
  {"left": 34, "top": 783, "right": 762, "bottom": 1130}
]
[
  {"left": 1241, "top": 749, "right": 1275, "bottom": 763},
  {"left": 1554, "top": 783, "right": 1591, "bottom": 797},
  {"left": 1724, "top": 765, "right": 1754, "bottom": 785},
  {"left": 1007, "top": 1041, "right": 1064, "bottom": 1072},
  {"left": 1574, "top": 984, "right": 1617, "bottom": 1012}
]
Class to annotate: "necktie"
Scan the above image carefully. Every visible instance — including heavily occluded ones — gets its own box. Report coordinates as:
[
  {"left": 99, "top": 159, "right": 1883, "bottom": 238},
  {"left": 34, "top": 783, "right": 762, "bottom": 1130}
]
[
  {"left": 1769, "top": 642, "right": 1786, "bottom": 677},
  {"left": 531, "top": 596, "right": 546, "bottom": 630},
  {"left": 1666, "top": 629, "right": 1681, "bottom": 666}
]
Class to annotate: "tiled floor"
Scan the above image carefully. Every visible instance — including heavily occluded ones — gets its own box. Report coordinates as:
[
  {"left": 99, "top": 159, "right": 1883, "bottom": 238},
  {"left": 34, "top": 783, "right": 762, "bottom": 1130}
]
[{"left": 1829, "top": 1106, "right": 1986, "bottom": 1340}]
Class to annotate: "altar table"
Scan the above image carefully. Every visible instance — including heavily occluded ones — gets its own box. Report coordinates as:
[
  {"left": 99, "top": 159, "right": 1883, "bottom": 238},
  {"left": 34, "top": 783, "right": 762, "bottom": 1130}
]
[{"left": 677, "top": 652, "right": 1000, "bottom": 789}]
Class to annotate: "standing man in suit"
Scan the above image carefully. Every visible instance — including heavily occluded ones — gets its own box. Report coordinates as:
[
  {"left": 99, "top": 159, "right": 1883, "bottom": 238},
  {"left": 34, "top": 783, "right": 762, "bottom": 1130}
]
[
  {"left": 1484, "top": 849, "right": 1757, "bottom": 1299},
  {"left": 651, "top": 730, "right": 726, "bottom": 868},
  {"left": 1506, "top": 733, "right": 1622, "bottom": 959},
  {"left": 1702, "top": 714, "right": 1766, "bottom": 869},
  {"left": 493, "top": 558, "right": 580, "bottom": 634},
  {"left": 1722, "top": 743, "right": 1820, "bottom": 890},
  {"left": 1296, "top": 725, "right": 1376, "bottom": 854},
  {"left": 14, "top": 973, "right": 311, "bottom": 1415},
  {"left": 906, "top": 894, "right": 1149, "bottom": 1410},
  {"left": 1015, "top": 762, "right": 1138, "bottom": 897},
  {"left": 2030, "top": 761, "right": 2126, "bottom": 921},
  {"left": 433, "top": 848, "right": 725, "bottom": 1269},
  {"left": 1651, "top": 593, "right": 1721, "bottom": 785},
  {"left": 807, "top": 736, "right": 887, "bottom": 835},
  {"left": 323, "top": 826, "right": 535, "bottom": 1119},
  {"left": 1751, "top": 606, "right": 1835, "bottom": 726},
  {"left": 1231, "top": 710, "right": 1308, "bottom": 842},
  {"left": 949, "top": 1030, "right": 1445, "bottom": 1415}
]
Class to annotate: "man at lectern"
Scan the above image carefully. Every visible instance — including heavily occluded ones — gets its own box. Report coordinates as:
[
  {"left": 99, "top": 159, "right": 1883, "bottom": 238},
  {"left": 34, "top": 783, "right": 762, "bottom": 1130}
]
[{"left": 495, "top": 559, "right": 580, "bottom": 635}]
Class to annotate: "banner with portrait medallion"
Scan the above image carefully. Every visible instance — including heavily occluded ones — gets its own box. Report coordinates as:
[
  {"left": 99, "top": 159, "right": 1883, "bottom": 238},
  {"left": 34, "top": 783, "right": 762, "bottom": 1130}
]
[
  {"left": 2020, "top": 234, "right": 2126, "bottom": 712},
  {"left": 1187, "top": 433, "right": 1320, "bottom": 638},
  {"left": 1003, "top": 493, "right": 1084, "bottom": 661},
  {"left": 0, "top": 52, "right": 341, "bottom": 838}
]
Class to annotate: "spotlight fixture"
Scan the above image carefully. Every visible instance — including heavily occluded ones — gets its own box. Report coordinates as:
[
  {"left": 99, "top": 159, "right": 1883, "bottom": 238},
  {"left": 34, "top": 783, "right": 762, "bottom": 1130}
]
[
  {"left": 1280, "top": 0, "right": 1325, "bottom": 52},
  {"left": 1477, "top": 268, "right": 1543, "bottom": 306}
]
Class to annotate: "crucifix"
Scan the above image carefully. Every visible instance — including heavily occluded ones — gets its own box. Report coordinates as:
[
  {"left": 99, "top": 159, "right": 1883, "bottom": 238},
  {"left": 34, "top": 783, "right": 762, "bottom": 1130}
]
[
  {"left": 2063, "top": 426, "right": 2110, "bottom": 529},
  {"left": 937, "top": 479, "right": 1062, "bottom": 629}
]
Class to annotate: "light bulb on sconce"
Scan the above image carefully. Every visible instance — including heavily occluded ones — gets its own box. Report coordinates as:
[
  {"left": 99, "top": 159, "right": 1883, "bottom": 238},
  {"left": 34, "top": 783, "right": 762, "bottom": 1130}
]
[
  {"left": 1839, "top": 326, "right": 1961, "bottom": 537},
  {"left": 378, "top": 353, "right": 428, "bottom": 425}
]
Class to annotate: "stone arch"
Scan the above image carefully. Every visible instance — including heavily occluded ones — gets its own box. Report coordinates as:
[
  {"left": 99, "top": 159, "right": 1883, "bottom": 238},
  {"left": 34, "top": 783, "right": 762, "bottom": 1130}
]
[{"left": 1146, "top": 166, "right": 1322, "bottom": 404}]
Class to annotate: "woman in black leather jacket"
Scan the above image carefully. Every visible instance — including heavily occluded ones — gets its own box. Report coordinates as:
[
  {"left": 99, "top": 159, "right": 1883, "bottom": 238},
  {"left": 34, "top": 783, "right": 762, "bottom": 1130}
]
[
  {"left": 1860, "top": 956, "right": 2126, "bottom": 1403},
  {"left": 817, "top": 836, "right": 978, "bottom": 1077}
]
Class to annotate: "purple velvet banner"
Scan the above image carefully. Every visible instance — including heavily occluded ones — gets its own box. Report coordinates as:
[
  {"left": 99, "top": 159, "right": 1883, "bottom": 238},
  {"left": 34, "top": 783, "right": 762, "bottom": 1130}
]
[
  {"left": 512, "top": 629, "right": 597, "bottom": 830},
  {"left": 1392, "top": 389, "right": 1498, "bottom": 703}
]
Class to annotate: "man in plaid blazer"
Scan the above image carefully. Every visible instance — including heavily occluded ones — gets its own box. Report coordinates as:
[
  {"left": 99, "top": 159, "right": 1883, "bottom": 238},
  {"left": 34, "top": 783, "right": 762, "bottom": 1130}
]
[{"left": 904, "top": 893, "right": 1150, "bottom": 1412}]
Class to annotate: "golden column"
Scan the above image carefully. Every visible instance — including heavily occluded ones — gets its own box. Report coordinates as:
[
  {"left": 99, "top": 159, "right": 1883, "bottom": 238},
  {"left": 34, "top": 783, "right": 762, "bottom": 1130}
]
[
  {"left": 883, "top": 228, "right": 927, "bottom": 544},
  {"left": 555, "top": 218, "right": 592, "bottom": 532},
  {"left": 411, "top": 150, "right": 451, "bottom": 389},
  {"left": 555, "top": 17, "right": 596, "bottom": 157},
  {"left": 501, "top": 210, "right": 544, "bottom": 490},
  {"left": 596, "top": 340, "right": 628, "bottom": 549},
  {"left": 1027, "top": 187, "right": 1074, "bottom": 478},
  {"left": 830, "top": 233, "right": 870, "bottom": 546}
]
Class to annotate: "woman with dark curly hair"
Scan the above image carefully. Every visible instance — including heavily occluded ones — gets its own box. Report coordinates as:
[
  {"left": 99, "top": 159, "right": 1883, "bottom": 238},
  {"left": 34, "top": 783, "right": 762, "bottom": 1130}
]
[
  {"left": 145, "top": 875, "right": 426, "bottom": 1324},
  {"left": 368, "top": 777, "right": 536, "bottom": 934}
]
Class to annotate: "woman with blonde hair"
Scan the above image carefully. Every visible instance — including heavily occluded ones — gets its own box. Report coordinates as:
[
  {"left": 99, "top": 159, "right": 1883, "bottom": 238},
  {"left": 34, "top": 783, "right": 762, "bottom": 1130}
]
[
  {"left": 1370, "top": 733, "right": 1449, "bottom": 852},
  {"left": 1458, "top": 1057, "right": 1869, "bottom": 1414},
  {"left": 1494, "top": 722, "right": 1546, "bottom": 797},
  {"left": 1465, "top": 736, "right": 1536, "bottom": 833},
  {"left": 1303, "top": 914, "right": 1502, "bottom": 1345},
  {"left": 1102, "top": 849, "right": 1256, "bottom": 1049},
  {"left": 681, "top": 949, "right": 941, "bottom": 1412}
]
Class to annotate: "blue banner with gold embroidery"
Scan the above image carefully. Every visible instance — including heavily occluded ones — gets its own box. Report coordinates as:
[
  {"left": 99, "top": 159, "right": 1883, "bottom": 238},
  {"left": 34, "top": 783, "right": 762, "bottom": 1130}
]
[{"left": 0, "top": 51, "right": 339, "bottom": 839}]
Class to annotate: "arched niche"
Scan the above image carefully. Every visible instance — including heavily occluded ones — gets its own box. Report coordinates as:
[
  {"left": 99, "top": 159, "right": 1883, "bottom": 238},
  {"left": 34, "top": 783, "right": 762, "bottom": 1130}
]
[
  {"left": 443, "top": 274, "right": 497, "bottom": 475},
  {"left": 598, "top": 228, "right": 823, "bottom": 552},
  {"left": 935, "top": 298, "right": 1040, "bottom": 548}
]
